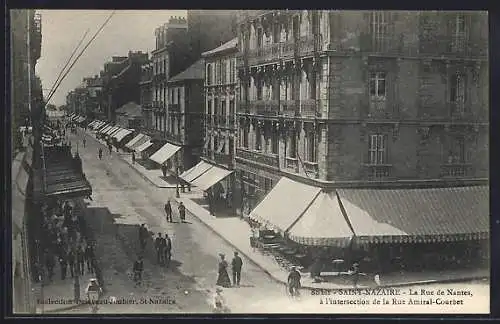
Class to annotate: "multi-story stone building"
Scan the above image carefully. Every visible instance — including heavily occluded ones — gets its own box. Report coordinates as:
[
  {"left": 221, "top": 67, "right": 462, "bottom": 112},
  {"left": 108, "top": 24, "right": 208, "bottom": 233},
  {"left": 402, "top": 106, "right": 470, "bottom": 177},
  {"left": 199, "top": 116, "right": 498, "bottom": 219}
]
[
  {"left": 140, "top": 60, "right": 154, "bottom": 131},
  {"left": 235, "top": 10, "right": 488, "bottom": 212},
  {"left": 194, "top": 38, "right": 239, "bottom": 212},
  {"left": 10, "top": 9, "right": 42, "bottom": 314},
  {"left": 163, "top": 59, "right": 205, "bottom": 174}
]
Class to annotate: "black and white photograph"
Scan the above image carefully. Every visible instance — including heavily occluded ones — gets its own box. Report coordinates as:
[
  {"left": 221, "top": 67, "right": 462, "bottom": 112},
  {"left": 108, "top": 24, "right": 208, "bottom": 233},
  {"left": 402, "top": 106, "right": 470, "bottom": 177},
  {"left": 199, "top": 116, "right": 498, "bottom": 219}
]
[{"left": 10, "top": 9, "right": 489, "bottom": 315}]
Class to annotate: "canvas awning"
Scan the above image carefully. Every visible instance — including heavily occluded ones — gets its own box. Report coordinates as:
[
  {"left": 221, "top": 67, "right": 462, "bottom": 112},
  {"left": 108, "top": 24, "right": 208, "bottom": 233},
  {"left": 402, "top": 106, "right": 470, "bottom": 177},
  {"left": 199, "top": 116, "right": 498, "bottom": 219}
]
[
  {"left": 287, "top": 191, "right": 406, "bottom": 247},
  {"left": 125, "top": 134, "right": 146, "bottom": 149},
  {"left": 190, "top": 164, "right": 233, "bottom": 191},
  {"left": 110, "top": 127, "right": 124, "bottom": 137},
  {"left": 180, "top": 161, "right": 213, "bottom": 183},
  {"left": 149, "top": 143, "right": 181, "bottom": 165},
  {"left": 88, "top": 121, "right": 97, "bottom": 127},
  {"left": 113, "top": 129, "right": 133, "bottom": 142},
  {"left": 249, "top": 177, "right": 321, "bottom": 233},
  {"left": 98, "top": 125, "right": 112, "bottom": 134},
  {"left": 105, "top": 126, "right": 119, "bottom": 135},
  {"left": 135, "top": 140, "right": 153, "bottom": 153},
  {"left": 337, "top": 187, "right": 490, "bottom": 243},
  {"left": 77, "top": 116, "right": 86, "bottom": 123}
]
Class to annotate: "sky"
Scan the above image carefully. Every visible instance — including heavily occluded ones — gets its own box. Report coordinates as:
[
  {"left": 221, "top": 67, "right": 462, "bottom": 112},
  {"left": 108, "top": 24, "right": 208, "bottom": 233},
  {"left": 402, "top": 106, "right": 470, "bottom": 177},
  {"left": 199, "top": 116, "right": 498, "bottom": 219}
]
[{"left": 35, "top": 10, "right": 187, "bottom": 107}]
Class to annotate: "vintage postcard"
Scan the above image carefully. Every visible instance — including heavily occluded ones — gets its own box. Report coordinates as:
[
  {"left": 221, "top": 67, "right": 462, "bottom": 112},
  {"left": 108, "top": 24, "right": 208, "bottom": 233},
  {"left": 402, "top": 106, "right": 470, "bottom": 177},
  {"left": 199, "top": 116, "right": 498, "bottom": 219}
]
[{"left": 10, "top": 9, "right": 489, "bottom": 315}]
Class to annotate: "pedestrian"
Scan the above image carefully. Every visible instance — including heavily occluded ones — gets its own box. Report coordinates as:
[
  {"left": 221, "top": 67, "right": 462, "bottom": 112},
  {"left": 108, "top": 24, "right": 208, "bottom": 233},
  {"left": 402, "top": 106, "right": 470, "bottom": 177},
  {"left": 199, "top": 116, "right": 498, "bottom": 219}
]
[
  {"left": 132, "top": 152, "right": 136, "bottom": 164},
  {"left": 45, "top": 251, "right": 55, "bottom": 282},
  {"left": 154, "top": 233, "right": 164, "bottom": 265},
  {"left": 59, "top": 254, "right": 67, "bottom": 280},
  {"left": 138, "top": 224, "right": 148, "bottom": 251},
  {"left": 133, "top": 256, "right": 144, "bottom": 286},
  {"left": 67, "top": 248, "right": 76, "bottom": 278},
  {"left": 287, "top": 266, "right": 301, "bottom": 297},
  {"left": 178, "top": 202, "right": 186, "bottom": 223},
  {"left": 352, "top": 261, "right": 360, "bottom": 288},
  {"left": 85, "top": 243, "right": 95, "bottom": 274},
  {"left": 108, "top": 144, "right": 112, "bottom": 154},
  {"left": 83, "top": 138, "right": 86, "bottom": 148},
  {"left": 161, "top": 164, "right": 167, "bottom": 178},
  {"left": 77, "top": 245, "right": 85, "bottom": 276},
  {"left": 98, "top": 148, "right": 103, "bottom": 160},
  {"left": 164, "top": 200, "right": 172, "bottom": 222},
  {"left": 164, "top": 234, "right": 172, "bottom": 267},
  {"left": 231, "top": 251, "right": 243, "bottom": 287},
  {"left": 216, "top": 253, "right": 231, "bottom": 288}
]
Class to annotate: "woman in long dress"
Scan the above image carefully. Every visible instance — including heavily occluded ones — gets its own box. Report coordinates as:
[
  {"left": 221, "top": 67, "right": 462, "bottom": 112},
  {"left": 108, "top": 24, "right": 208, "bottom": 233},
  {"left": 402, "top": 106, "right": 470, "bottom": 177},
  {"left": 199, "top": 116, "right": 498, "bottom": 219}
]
[{"left": 216, "top": 254, "right": 231, "bottom": 288}]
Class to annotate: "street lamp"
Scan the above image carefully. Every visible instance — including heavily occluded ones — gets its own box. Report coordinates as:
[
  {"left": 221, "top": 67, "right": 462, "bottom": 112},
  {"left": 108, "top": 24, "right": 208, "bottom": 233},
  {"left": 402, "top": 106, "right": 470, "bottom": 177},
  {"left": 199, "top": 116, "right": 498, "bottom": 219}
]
[{"left": 175, "top": 162, "right": 180, "bottom": 198}]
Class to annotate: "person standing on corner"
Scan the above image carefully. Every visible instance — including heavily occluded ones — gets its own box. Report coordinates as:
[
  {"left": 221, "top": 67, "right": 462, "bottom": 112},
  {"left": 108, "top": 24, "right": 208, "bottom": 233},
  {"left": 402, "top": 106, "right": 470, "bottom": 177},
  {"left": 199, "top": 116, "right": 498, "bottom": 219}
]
[
  {"left": 132, "top": 151, "right": 136, "bottom": 165},
  {"left": 164, "top": 200, "right": 173, "bottom": 223},
  {"left": 231, "top": 251, "right": 243, "bottom": 287},
  {"left": 178, "top": 202, "right": 186, "bottom": 223},
  {"left": 164, "top": 234, "right": 172, "bottom": 267},
  {"left": 98, "top": 147, "right": 103, "bottom": 160},
  {"left": 154, "top": 233, "right": 164, "bottom": 265}
]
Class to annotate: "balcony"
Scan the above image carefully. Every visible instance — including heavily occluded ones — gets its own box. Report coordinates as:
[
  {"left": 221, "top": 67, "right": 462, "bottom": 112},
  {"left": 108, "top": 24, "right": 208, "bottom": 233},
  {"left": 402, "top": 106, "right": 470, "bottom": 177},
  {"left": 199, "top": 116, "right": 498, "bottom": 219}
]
[
  {"left": 285, "top": 157, "right": 299, "bottom": 172},
  {"left": 303, "top": 161, "right": 319, "bottom": 178},
  {"left": 169, "top": 103, "right": 180, "bottom": 112},
  {"left": 248, "top": 41, "right": 296, "bottom": 66},
  {"left": 298, "top": 36, "right": 316, "bottom": 57},
  {"left": 214, "top": 152, "right": 233, "bottom": 166},
  {"left": 153, "top": 73, "right": 167, "bottom": 83},
  {"left": 300, "top": 99, "right": 318, "bottom": 117},
  {"left": 250, "top": 100, "right": 279, "bottom": 116},
  {"left": 419, "top": 35, "right": 488, "bottom": 60},
  {"left": 236, "top": 148, "right": 279, "bottom": 168},
  {"left": 280, "top": 100, "right": 299, "bottom": 117},
  {"left": 440, "top": 164, "right": 472, "bottom": 177},
  {"left": 364, "top": 164, "right": 393, "bottom": 180}
]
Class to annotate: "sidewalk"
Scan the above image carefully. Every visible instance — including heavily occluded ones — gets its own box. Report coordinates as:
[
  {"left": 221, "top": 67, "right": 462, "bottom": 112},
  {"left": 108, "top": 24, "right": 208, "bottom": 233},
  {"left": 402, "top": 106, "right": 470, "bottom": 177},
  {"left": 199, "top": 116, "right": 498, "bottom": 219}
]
[{"left": 85, "top": 127, "right": 490, "bottom": 290}]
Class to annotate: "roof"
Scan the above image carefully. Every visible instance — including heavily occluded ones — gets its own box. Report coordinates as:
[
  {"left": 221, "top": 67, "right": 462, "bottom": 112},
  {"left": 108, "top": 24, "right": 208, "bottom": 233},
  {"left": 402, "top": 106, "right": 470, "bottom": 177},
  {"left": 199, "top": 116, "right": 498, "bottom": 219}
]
[
  {"left": 202, "top": 38, "right": 238, "bottom": 57},
  {"left": 115, "top": 102, "right": 142, "bottom": 117},
  {"left": 169, "top": 59, "right": 205, "bottom": 83}
]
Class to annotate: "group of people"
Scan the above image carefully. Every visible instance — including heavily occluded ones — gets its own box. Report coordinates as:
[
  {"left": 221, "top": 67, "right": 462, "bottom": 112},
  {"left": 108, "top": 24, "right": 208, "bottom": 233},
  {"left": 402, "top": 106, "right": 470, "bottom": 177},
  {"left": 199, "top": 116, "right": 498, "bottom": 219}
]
[
  {"left": 34, "top": 199, "right": 99, "bottom": 285},
  {"left": 216, "top": 252, "right": 243, "bottom": 288},
  {"left": 164, "top": 200, "right": 186, "bottom": 223}
]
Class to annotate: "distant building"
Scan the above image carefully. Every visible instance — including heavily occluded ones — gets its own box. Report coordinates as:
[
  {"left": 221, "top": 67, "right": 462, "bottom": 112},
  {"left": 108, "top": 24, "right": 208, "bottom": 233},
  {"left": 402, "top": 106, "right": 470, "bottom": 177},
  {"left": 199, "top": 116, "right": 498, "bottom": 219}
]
[
  {"left": 139, "top": 60, "right": 154, "bottom": 131},
  {"left": 115, "top": 101, "right": 144, "bottom": 129},
  {"left": 163, "top": 59, "right": 205, "bottom": 174}
]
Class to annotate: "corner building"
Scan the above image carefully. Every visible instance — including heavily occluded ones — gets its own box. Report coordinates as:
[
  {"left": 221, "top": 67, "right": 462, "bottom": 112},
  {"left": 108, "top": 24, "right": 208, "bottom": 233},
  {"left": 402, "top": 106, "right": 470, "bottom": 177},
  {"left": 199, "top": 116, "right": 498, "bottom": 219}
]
[{"left": 235, "top": 11, "right": 489, "bottom": 274}]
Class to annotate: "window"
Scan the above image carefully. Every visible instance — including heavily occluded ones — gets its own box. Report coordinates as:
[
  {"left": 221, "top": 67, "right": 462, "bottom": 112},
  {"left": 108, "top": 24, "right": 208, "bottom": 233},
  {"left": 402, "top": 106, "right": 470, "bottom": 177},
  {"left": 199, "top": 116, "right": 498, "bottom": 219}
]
[
  {"left": 229, "top": 138, "right": 234, "bottom": 156},
  {"left": 306, "top": 132, "right": 317, "bottom": 162},
  {"left": 287, "top": 130, "right": 297, "bottom": 158},
  {"left": 214, "top": 98, "right": 219, "bottom": 115},
  {"left": 369, "top": 72, "right": 386, "bottom": 98},
  {"left": 456, "top": 14, "right": 466, "bottom": 34},
  {"left": 177, "top": 88, "right": 181, "bottom": 106},
  {"left": 221, "top": 100, "right": 226, "bottom": 117},
  {"left": 264, "top": 178, "right": 273, "bottom": 192},
  {"left": 257, "top": 28, "right": 263, "bottom": 48},
  {"left": 255, "top": 127, "right": 262, "bottom": 151},
  {"left": 222, "top": 61, "right": 227, "bottom": 84},
  {"left": 207, "top": 64, "right": 212, "bottom": 85},
  {"left": 256, "top": 79, "right": 263, "bottom": 100},
  {"left": 243, "top": 126, "right": 249, "bottom": 148},
  {"left": 450, "top": 72, "right": 465, "bottom": 113},
  {"left": 271, "top": 130, "right": 279, "bottom": 154},
  {"left": 207, "top": 100, "right": 212, "bottom": 115},
  {"left": 369, "top": 134, "right": 387, "bottom": 165},
  {"left": 448, "top": 136, "right": 466, "bottom": 164},
  {"left": 229, "top": 99, "right": 235, "bottom": 116},
  {"left": 370, "top": 12, "right": 388, "bottom": 45}
]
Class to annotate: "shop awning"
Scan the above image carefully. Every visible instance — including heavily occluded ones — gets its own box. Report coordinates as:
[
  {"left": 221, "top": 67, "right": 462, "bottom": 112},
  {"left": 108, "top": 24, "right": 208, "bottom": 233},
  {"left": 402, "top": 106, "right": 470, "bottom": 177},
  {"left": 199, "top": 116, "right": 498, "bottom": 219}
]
[
  {"left": 180, "top": 161, "right": 213, "bottom": 183},
  {"left": 97, "top": 122, "right": 108, "bottom": 131},
  {"left": 337, "top": 186, "right": 490, "bottom": 243},
  {"left": 114, "top": 129, "right": 133, "bottom": 142},
  {"left": 287, "top": 191, "right": 406, "bottom": 247},
  {"left": 77, "top": 116, "right": 86, "bottom": 123},
  {"left": 135, "top": 140, "right": 153, "bottom": 153},
  {"left": 190, "top": 164, "right": 233, "bottom": 191},
  {"left": 98, "top": 125, "right": 112, "bottom": 134},
  {"left": 110, "top": 127, "right": 124, "bottom": 136},
  {"left": 126, "top": 134, "right": 146, "bottom": 149},
  {"left": 249, "top": 177, "right": 321, "bottom": 233},
  {"left": 104, "top": 126, "right": 119, "bottom": 135},
  {"left": 149, "top": 143, "right": 181, "bottom": 165},
  {"left": 88, "top": 121, "right": 97, "bottom": 127}
]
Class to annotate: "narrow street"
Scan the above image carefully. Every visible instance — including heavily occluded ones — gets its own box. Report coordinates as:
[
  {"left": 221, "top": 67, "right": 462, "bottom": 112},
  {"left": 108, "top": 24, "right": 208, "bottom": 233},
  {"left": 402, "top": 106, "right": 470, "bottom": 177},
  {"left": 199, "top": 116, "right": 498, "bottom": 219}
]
[
  {"left": 66, "top": 129, "right": 285, "bottom": 313},
  {"left": 57, "top": 129, "right": 489, "bottom": 314}
]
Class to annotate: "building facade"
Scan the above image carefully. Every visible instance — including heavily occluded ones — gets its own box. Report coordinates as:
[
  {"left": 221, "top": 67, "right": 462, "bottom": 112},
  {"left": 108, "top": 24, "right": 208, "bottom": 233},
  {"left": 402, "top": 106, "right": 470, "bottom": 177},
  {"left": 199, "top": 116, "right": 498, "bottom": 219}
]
[
  {"left": 201, "top": 38, "right": 239, "bottom": 209},
  {"left": 10, "top": 9, "right": 42, "bottom": 314},
  {"left": 235, "top": 10, "right": 488, "bottom": 213},
  {"left": 165, "top": 59, "right": 205, "bottom": 174},
  {"left": 140, "top": 60, "right": 154, "bottom": 131}
]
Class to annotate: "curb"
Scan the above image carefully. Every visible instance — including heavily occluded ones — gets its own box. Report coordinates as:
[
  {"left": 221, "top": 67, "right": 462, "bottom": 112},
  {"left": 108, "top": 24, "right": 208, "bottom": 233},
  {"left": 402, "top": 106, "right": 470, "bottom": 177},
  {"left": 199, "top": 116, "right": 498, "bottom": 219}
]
[{"left": 174, "top": 197, "right": 489, "bottom": 291}]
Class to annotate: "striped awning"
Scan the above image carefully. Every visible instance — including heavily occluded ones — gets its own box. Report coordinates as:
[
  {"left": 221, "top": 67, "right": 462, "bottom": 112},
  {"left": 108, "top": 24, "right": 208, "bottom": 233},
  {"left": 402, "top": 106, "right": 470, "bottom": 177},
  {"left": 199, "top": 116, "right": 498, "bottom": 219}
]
[
  {"left": 149, "top": 142, "right": 181, "bottom": 165},
  {"left": 125, "top": 134, "right": 146, "bottom": 149},
  {"left": 135, "top": 140, "right": 153, "bottom": 153},
  {"left": 98, "top": 125, "right": 112, "bottom": 134},
  {"left": 114, "top": 129, "right": 133, "bottom": 142},
  {"left": 337, "top": 186, "right": 489, "bottom": 243},
  {"left": 180, "top": 160, "right": 213, "bottom": 183}
]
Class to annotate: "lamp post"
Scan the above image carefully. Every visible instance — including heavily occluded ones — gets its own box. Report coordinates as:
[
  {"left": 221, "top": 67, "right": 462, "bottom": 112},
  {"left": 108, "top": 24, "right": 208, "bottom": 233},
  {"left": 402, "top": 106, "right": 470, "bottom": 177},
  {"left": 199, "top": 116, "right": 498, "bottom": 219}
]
[{"left": 175, "top": 161, "right": 180, "bottom": 198}]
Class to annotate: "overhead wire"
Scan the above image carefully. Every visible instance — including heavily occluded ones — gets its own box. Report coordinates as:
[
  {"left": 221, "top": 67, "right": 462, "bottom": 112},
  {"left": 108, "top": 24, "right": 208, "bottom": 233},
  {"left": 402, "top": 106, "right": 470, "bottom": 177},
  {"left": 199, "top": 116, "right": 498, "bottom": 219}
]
[
  {"left": 45, "top": 29, "right": 90, "bottom": 100},
  {"left": 45, "top": 10, "right": 116, "bottom": 106}
]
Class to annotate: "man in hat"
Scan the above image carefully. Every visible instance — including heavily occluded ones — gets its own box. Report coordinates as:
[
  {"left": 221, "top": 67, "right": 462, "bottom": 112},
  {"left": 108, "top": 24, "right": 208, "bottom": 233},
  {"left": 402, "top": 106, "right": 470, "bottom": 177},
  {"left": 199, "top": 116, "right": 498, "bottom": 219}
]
[
  {"left": 154, "top": 233, "right": 165, "bottom": 265},
  {"left": 138, "top": 224, "right": 148, "bottom": 252},
  {"left": 287, "top": 266, "right": 301, "bottom": 297},
  {"left": 133, "top": 256, "right": 144, "bottom": 286},
  {"left": 178, "top": 202, "right": 186, "bottom": 223},
  {"left": 164, "top": 200, "right": 173, "bottom": 223},
  {"left": 231, "top": 251, "right": 243, "bottom": 287},
  {"left": 164, "top": 234, "right": 172, "bottom": 267}
]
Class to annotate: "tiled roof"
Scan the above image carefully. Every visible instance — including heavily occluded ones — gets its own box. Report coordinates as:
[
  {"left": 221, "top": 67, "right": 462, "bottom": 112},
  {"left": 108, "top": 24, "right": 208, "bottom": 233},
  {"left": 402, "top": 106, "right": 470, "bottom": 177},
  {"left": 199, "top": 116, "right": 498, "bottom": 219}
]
[
  {"left": 202, "top": 37, "right": 238, "bottom": 57},
  {"left": 337, "top": 186, "right": 490, "bottom": 238},
  {"left": 169, "top": 59, "right": 205, "bottom": 82}
]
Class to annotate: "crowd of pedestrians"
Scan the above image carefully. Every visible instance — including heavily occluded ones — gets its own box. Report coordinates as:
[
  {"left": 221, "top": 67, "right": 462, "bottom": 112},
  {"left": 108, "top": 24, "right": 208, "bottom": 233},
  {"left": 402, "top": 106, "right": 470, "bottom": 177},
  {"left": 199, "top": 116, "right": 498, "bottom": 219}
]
[{"left": 32, "top": 199, "right": 99, "bottom": 286}]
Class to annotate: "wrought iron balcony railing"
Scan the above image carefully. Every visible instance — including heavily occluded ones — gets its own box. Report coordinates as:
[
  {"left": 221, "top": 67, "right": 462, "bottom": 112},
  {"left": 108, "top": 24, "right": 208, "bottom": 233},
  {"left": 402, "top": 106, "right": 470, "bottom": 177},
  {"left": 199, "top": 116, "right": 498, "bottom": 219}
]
[{"left": 236, "top": 147, "right": 279, "bottom": 168}]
